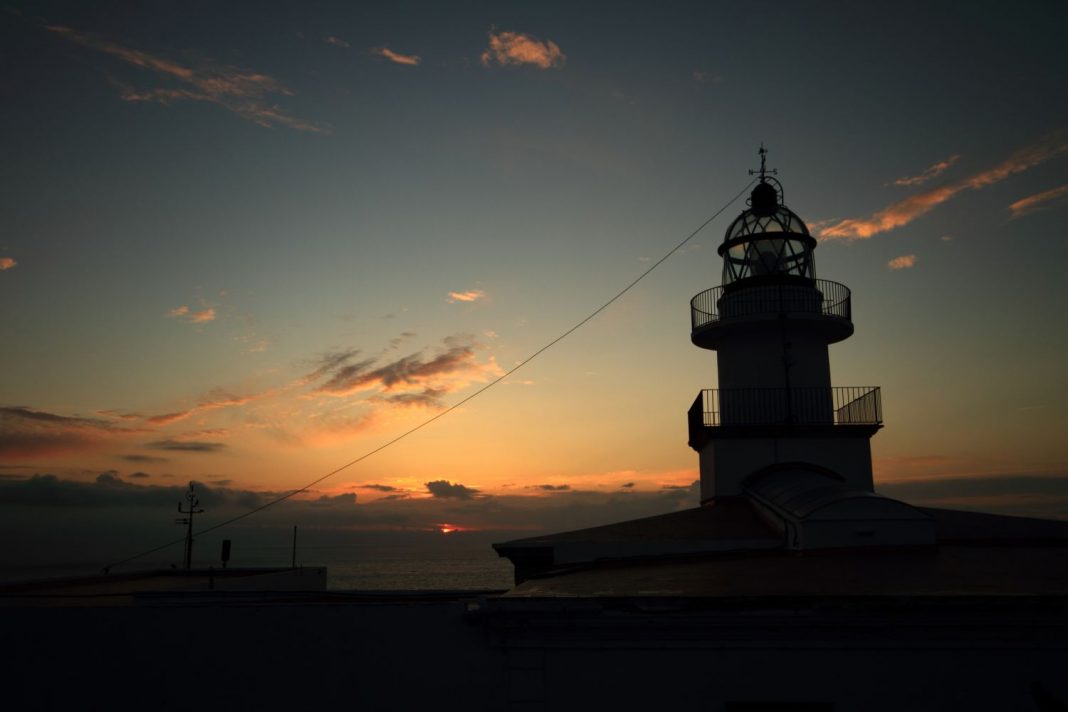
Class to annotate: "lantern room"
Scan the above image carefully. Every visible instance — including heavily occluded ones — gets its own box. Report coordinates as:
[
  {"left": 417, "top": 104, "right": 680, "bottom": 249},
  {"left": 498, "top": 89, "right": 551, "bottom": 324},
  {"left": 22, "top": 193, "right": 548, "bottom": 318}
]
[{"left": 719, "top": 179, "right": 817, "bottom": 286}]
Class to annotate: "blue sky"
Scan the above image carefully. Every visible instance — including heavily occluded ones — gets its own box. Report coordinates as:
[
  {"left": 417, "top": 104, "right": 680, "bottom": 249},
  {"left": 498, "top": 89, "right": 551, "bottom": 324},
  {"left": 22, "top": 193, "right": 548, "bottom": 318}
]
[{"left": 1, "top": 1, "right": 1067, "bottom": 559}]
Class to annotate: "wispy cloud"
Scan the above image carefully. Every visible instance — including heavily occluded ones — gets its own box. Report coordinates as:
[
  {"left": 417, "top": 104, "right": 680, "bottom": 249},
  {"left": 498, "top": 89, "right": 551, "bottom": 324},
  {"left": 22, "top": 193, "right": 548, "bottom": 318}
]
[
  {"left": 0, "top": 257, "right": 16, "bottom": 271},
  {"left": 892, "top": 155, "right": 959, "bottom": 187},
  {"left": 324, "top": 36, "right": 350, "bottom": 48},
  {"left": 0, "top": 406, "right": 141, "bottom": 457},
  {"left": 887, "top": 254, "right": 917, "bottom": 270},
  {"left": 168, "top": 305, "right": 216, "bottom": 324},
  {"left": 820, "top": 134, "right": 1068, "bottom": 240},
  {"left": 446, "top": 289, "right": 486, "bottom": 303},
  {"left": 480, "top": 29, "right": 565, "bottom": 70},
  {"left": 360, "top": 483, "right": 401, "bottom": 493},
  {"left": 47, "top": 26, "right": 329, "bottom": 133},
  {"left": 370, "top": 47, "right": 421, "bottom": 66},
  {"left": 1009, "top": 184, "right": 1068, "bottom": 218},
  {"left": 144, "top": 387, "right": 267, "bottom": 426},
  {"left": 310, "top": 334, "right": 502, "bottom": 406},
  {"left": 692, "top": 71, "right": 721, "bottom": 84},
  {"left": 300, "top": 349, "right": 365, "bottom": 385}
]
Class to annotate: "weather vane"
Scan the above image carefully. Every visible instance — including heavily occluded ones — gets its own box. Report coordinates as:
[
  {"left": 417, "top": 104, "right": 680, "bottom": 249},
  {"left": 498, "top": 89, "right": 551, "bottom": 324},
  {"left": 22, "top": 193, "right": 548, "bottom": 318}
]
[{"left": 749, "top": 143, "right": 778, "bottom": 182}]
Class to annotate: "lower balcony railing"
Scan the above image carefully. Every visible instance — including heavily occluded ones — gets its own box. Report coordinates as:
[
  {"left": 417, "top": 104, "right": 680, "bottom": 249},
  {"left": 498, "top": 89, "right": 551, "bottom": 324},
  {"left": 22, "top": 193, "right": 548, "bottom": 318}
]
[{"left": 688, "top": 387, "right": 882, "bottom": 434}]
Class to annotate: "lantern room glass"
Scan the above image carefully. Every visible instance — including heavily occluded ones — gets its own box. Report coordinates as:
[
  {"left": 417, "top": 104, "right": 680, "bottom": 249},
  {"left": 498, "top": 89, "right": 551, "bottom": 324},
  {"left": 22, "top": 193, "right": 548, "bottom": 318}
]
[{"left": 721, "top": 204, "right": 816, "bottom": 285}]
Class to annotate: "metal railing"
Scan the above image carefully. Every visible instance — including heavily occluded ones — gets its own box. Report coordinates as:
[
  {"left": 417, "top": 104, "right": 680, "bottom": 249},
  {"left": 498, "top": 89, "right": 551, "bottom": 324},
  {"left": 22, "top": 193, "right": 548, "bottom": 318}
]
[
  {"left": 690, "top": 279, "right": 851, "bottom": 331},
  {"left": 688, "top": 386, "right": 881, "bottom": 430}
]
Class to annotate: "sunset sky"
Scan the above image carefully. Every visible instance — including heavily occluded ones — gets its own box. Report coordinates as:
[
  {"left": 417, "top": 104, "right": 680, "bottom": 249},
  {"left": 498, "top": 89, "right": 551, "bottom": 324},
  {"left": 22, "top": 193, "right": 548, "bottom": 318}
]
[{"left": 2, "top": 1, "right": 1067, "bottom": 562}]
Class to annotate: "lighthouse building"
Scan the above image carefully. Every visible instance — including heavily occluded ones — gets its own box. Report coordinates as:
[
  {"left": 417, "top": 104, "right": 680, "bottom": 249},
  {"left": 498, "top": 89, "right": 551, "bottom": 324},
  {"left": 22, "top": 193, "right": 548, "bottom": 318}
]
[{"left": 686, "top": 161, "right": 933, "bottom": 550}]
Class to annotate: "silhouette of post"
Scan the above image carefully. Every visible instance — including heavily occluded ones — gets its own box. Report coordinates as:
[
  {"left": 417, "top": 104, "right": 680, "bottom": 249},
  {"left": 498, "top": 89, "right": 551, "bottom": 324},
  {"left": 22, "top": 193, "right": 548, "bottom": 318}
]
[{"left": 176, "top": 483, "right": 204, "bottom": 570}]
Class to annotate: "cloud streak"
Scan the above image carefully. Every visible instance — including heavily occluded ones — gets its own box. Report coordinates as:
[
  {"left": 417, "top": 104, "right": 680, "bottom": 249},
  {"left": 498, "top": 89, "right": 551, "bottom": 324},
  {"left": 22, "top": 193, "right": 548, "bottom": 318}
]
[
  {"left": 0, "top": 257, "right": 16, "bottom": 271},
  {"left": 0, "top": 407, "right": 141, "bottom": 457},
  {"left": 1009, "top": 184, "right": 1068, "bottom": 218},
  {"left": 892, "top": 155, "right": 959, "bottom": 187},
  {"left": 311, "top": 335, "right": 502, "bottom": 406},
  {"left": 145, "top": 388, "right": 266, "bottom": 426},
  {"left": 446, "top": 289, "right": 486, "bottom": 303},
  {"left": 47, "top": 26, "right": 329, "bottom": 133},
  {"left": 146, "top": 439, "right": 227, "bottom": 453},
  {"left": 480, "top": 29, "right": 565, "bottom": 70},
  {"left": 371, "top": 47, "right": 421, "bottom": 66},
  {"left": 820, "top": 134, "right": 1068, "bottom": 240}
]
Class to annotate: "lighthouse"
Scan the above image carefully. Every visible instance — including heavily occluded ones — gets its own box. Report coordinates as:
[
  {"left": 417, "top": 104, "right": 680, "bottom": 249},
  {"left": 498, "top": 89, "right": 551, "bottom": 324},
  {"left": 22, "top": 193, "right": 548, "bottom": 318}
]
[
  {"left": 496, "top": 148, "right": 935, "bottom": 578},
  {"left": 688, "top": 147, "right": 879, "bottom": 498},
  {"left": 686, "top": 147, "right": 931, "bottom": 548}
]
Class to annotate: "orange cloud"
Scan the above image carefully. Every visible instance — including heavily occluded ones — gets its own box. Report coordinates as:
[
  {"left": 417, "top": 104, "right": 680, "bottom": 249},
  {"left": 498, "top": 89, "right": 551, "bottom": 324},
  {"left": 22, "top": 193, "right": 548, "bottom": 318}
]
[
  {"left": 168, "top": 304, "right": 215, "bottom": 324},
  {"left": 47, "top": 26, "right": 329, "bottom": 133},
  {"left": 144, "top": 388, "right": 268, "bottom": 426},
  {"left": 821, "top": 185, "right": 960, "bottom": 240},
  {"left": 325, "top": 36, "right": 350, "bottom": 48},
  {"left": 887, "top": 254, "right": 917, "bottom": 270},
  {"left": 371, "top": 47, "right": 421, "bottom": 66},
  {"left": 1009, "top": 184, "right": 1068, "bottom": 218},
  {"left": 446, "top": 289, "right": 486, "bottom": 303},
  {"left": 0, "top": 257, "right": 16, "bottom": 271},
  {"left": 480, "top": 29, "right": 565, "bottom": 69},
  {"left": 189, "top": 307, "right": 216, "bottom": 323},
  {"left": 820, "top": 134, "right": 1068, "bottom": 240},
  {"left": 892, "top": 155, "right": 959, "bottom": 187}
]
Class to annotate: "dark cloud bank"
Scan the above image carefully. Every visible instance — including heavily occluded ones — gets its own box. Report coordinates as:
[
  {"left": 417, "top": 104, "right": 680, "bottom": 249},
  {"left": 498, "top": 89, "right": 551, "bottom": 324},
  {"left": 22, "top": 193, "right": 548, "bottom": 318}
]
[
  {"left": 3, "top": 469, "right": 1065, "bottom": 574},
  {"left": 0, "top": 472, "right": 700, "bottom": 571}
]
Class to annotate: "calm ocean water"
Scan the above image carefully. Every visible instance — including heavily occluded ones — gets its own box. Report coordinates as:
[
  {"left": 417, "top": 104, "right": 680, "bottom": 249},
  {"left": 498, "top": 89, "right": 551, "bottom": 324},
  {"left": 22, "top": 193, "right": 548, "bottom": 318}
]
[
  {"left": 246, "top": 543, "right": 515, "bottom": 590},
  {"left": 0, "top": 534, "right": 517, "bottom": 591}
]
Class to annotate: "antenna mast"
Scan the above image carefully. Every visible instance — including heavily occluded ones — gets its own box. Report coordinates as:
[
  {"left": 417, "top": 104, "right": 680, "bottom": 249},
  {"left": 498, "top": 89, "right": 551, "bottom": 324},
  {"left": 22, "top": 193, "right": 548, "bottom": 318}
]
[{"left": 176, "top": 482, "right": 204, "bottom": 570}]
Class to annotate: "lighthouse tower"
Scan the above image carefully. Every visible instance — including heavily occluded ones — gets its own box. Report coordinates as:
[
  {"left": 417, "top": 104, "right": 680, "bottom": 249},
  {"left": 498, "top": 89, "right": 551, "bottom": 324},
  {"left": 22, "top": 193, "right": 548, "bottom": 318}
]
[
  {"left": 495, "top": 148, "right": 934, "bottom": 576},
  {"left": 688, "top": 147, "right": 884, "bottom": 502}
]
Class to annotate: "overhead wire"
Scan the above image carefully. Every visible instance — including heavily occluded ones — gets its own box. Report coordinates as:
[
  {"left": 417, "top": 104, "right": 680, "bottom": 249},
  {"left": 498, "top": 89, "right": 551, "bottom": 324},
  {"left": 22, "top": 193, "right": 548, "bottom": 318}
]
[{"left": 103, "top": 178, "right": 755, "bottom": 572}]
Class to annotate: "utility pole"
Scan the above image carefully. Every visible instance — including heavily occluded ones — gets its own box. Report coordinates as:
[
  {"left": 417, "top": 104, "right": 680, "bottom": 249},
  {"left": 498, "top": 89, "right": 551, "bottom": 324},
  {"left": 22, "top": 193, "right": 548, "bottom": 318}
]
[{"left": 175, "top": 483, "right": 204, "bottom": 570}]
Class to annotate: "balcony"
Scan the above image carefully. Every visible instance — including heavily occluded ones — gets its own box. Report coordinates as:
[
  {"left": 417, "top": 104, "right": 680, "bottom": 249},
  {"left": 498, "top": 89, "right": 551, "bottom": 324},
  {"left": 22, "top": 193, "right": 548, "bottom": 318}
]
[
  {"left": 690, "top": 279, "right": 853, "bottom": 347},
  {"left": 687, "top": 387, "right": 882, "bottom": 449}
]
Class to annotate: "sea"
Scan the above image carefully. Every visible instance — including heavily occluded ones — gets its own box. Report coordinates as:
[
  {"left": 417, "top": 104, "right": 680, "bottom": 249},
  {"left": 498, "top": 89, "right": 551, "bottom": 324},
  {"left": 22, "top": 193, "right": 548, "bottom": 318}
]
[{"left": 0, "top": 531, "right": 517, "bottom": 591}]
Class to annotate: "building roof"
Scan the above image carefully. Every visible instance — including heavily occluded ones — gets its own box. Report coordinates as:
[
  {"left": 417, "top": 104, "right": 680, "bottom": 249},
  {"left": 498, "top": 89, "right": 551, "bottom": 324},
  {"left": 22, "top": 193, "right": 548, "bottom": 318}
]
[
  {"left": 493, "top": 498, "right": 782, "bottom": 566},
  {"left": 495, "top": 506, "right": 1068, "bottom": 597}
]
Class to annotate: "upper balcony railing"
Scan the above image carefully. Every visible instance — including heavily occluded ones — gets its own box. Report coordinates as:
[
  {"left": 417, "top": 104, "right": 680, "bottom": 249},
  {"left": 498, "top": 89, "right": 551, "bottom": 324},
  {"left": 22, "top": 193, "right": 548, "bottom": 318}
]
[
  {"left": 687, "top": 386, "right": 881, "bottom": 446},
  {"left": 690, "top": 279, "right": 851, "bottom": 332}
]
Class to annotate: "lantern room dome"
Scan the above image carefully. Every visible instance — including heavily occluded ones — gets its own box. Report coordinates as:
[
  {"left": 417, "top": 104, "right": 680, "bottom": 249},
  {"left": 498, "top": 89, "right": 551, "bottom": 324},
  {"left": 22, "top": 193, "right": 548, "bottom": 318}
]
[
  {"left": 724, "top": 182, "right": 811, "bottom": 241},
  {"left": 718, "top": 178, "right": 817, "bottom": 286}
]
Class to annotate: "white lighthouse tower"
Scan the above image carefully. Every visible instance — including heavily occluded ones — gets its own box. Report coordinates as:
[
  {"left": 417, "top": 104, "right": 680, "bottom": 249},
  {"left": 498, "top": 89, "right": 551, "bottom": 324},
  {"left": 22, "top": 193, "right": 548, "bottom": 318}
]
[
  {"left": 686, "top": 147, "right": 931, "bottom": 548},
  {"left": 496, "top": 148, "right": 934, "bottom": 577}
]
